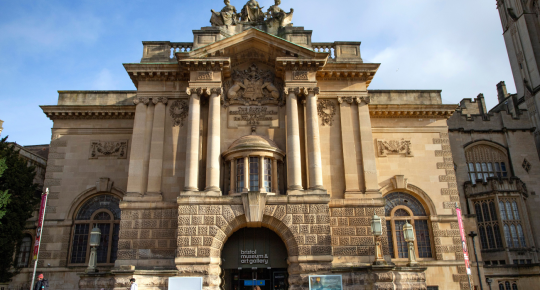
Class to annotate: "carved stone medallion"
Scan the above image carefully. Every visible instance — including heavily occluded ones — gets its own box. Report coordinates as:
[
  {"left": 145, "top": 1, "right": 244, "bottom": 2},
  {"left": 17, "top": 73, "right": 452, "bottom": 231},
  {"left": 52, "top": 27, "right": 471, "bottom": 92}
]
[
  {"left": 223, "top": 63, "right": 284, "bottom": 107},
  {"left": 170, "top": 100, "right": 189, "bottom": 127},
  {"left": 317, "top": 99, "right": 336, "bottom": 126},
  {"left": 89, "top": 140, "right": 128, "bottom": 159}
]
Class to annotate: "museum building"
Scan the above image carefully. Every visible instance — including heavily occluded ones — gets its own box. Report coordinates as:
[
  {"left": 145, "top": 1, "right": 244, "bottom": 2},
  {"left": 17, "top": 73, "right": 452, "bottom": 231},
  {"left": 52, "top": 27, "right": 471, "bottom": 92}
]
[{"left": 8, "top": 1, "right": 472, "bottom": 289}]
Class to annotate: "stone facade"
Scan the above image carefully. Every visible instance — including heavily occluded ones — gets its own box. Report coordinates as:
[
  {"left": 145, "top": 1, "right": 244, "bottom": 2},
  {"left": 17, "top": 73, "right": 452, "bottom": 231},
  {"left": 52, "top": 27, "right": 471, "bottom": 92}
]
[{"left": 9, "top": 2, "right": 468, "bottom": 290}]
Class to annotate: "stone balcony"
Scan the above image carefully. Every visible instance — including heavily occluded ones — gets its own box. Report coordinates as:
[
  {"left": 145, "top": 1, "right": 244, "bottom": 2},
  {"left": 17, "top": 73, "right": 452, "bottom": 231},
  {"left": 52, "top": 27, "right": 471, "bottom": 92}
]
[{"left": 464, "top": 177, "right": 528, "bottom": 198}]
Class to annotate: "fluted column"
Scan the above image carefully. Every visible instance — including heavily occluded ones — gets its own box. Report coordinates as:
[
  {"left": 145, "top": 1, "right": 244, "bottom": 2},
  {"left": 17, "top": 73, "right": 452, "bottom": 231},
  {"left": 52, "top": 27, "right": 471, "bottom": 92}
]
[
  {"left": 183, "top": 88, "right": 202, "bottom": 192},
  {"left": 285, "top": 87, "right": 303, "bottom": 190},
  {"left": 356, "top": 96, "right": 379, "bottom": 193},
  {"left": 147, "top": 97, "right": 168, "bottom": 195},
  {"left": 126, "top": 97, "right": 150, "bottom": 195},
  {"left": 205, "top": 87, "right": 222, "bottom": 193},
  {"left": 272, "top": 158, "right": 278, "bottom": 194},
  {"left": 305, "top": 87, "right": 324, "bottom": 190}
]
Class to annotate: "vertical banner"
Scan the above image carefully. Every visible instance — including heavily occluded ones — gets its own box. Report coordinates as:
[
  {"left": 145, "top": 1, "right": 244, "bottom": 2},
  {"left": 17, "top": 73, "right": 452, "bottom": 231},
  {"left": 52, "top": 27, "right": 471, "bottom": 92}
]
[
  {"left": 456, "top": 207, "right": 472, "bottom": 275},
  {"left": 33, "top": 191, "right": 48, "bottom": 260}
]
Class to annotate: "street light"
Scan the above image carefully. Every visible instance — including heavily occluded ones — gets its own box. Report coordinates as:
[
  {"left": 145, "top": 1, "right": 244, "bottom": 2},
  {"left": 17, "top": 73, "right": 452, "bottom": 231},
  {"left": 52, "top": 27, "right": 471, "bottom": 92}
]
[
  {"left": 486, "top": 278, "right": 493, "bottom": 290},
  {"left": 403, "top": 221, "right": 418, "bottom": 267},
  {"left": 86, "top": 226, "right": 101, "bottom": 273},
  {"left": 371, "top": 214, "right": 386, "bottom": 265}
]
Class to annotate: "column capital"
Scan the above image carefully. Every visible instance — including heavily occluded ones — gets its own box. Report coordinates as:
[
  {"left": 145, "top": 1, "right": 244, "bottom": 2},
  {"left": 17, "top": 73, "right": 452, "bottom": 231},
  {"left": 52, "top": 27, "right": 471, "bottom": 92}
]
[
  {"left": 186, "top": 87, "right": 206, "bottom": 97},
  {"left": 209, "top": 87, "right": 223, "bottom": 95},
  {"left": 133, "top": 97, "right": 150, "bottom": 106},
  {"left": 152, "top": 97, "right": 168, "bottom": 105},
  {"left": 337, "top": 96, "right": 355, "bottom": 104},
  {"left": 355, "top": 96, "right": 371, "bottom": 104},
  {"left": 304, "top": 87, "right": 320, "bottom": 95}
]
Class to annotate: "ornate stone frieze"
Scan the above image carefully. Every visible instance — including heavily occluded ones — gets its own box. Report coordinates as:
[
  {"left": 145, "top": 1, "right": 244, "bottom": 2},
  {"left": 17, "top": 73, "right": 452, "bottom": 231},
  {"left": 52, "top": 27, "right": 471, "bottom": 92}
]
[
  {"left": 223, "top": 63, "right": 283, "bottom": 107},
  {"left": 293, "top": 71, "right": 308, "bottom": 80},
  {"left": 152, "top": 97, "right": 168, "bottom": 105},
  {"left": 376, "top": 139, "right": 413, "bottom": 157},
  {"left": 317, "top": 99, "right": 336, "bottom": 126},
  {"left": 89, "top": 140, "right": 128, "bottom": 159},
  {"left": 133, "top": 97, "right": 150, "bottom": 105},
  {"left": 170, "top": 100, "right": 189, "bottom": 127},
  {"left": 197, "top": 71, "right": 213, "bottom": 80}
]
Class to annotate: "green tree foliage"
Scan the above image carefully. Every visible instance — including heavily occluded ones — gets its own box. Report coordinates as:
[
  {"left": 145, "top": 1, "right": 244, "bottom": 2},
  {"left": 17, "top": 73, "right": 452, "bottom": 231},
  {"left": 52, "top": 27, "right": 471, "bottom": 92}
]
[
  {"left": 0, "top": 157, "right": 10, "bottom": 223},
  {"left": 0, "top": 137, "right": 40, "bottom": 282}
]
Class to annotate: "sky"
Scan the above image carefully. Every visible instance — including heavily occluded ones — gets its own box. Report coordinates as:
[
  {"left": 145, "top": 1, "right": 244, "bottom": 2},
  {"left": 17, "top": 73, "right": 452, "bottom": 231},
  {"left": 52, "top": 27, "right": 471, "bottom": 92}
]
[{"left": 0, "top": 0, "right": 515, "bottom": 145}]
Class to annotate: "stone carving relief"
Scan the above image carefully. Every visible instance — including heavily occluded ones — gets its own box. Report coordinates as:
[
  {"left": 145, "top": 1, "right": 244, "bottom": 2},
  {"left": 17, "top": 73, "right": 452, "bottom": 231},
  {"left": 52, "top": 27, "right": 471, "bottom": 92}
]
[
  {"left": 170, "top": 100, "right": 189, "bottom": 127},
  {"left": 210, "top": 0, "right": 293, "bottom": 29},
  {"left": 89, "top": 140, "right": 128, "bottom": 159},
  {"left": 317, "top": 99, "right": 336, "bottom": 126},
  {"left": 223, "top": 63, "right": 283, "bottom": 107},
  {"left": 198, "top": 71, "right": 213, "bottom": 80},
  {"left": 293, "top": 71, "right": 308, "bottom": 80},
  {"left": 377, "top": 139, "right": 413, "bottom": 157}
]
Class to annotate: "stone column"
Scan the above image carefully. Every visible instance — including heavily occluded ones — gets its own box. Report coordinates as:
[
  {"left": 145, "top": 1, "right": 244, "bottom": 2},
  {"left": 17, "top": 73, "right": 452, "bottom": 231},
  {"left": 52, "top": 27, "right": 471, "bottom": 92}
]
[
  {"left": 205, "top": 87, "right": 222, "bottom": 193},
  {"left": 285, "top": 87, "right": 303, "bottom": 191},
  {"left": 229, "top": 159, "right": 235, "bottom": 195},
  {"left": 126, "top": 97, "right": 150, "bottom": 195},
  {"left": 244, "top": 156, "right": 250, "bottom": 192},
  {"left": 146, "top": 97, "right": 168, "bottom": 196},
  {"left": 272, "top": 158, "right": 278, "bottom": 194},
  {"left": 141, "top": 103, "right": 155, "bottom": 195},
  {"left": 183, "top": 88, "right": 203, "bottom": 192},
  {"left": 304, "top": 87, "right": 325, "bottom": 190},
  {"left": 356, "top": 96, "right": 379, "bottom": 193},
  {"left": 259, "top": 156, "right": 266, "bottom": 193}
]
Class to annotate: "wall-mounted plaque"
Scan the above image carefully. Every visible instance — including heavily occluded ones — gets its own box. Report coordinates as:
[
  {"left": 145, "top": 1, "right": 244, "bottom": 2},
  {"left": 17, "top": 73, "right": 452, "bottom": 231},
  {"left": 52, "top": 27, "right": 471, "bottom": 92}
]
[{"left": 228, "top": 105, "right": 279, "bottom": 128}]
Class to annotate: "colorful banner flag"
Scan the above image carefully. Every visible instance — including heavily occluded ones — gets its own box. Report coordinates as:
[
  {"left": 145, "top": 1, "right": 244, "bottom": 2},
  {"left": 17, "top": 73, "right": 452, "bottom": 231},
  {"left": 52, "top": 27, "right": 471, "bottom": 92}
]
[
  {"left": 456, "top": 207, "right": 471, "bottom": 275},
  {"left": 33, "top": 192, "right": 48, "bottom": 260}
]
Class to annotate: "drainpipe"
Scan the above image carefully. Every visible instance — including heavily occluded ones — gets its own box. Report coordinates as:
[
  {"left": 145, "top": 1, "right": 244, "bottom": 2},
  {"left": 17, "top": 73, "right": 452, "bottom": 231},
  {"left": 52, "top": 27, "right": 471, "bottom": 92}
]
[{"left": 469, "top": 231, "right": 484, "bottom": 290}]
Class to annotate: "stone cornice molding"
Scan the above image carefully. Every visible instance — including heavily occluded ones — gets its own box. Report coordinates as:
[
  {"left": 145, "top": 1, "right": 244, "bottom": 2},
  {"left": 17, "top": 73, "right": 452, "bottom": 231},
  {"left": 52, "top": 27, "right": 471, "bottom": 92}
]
[
  {"left": 369, "top": 104, "right": 457, "bottom": 119},
  {"left": 41, "top": 105, "right": 136, "bottom": 120},
  {"left": 152, "top": 97, "right": 168, "bottom": 105},
  {"left": 178, "top": 58, "right": 231, "bottom": 77},
  {"left": 133, "top": 97, "right": 150, "bottom": 105},
  {"left": 123, "top": 63, "right": 188, "bottom": 88},
  {"left": 316, "top": 63, "right": 380, "bottom": 86},
  {"left": 276, "top": 58, "right": 327, "bottom": 73}
]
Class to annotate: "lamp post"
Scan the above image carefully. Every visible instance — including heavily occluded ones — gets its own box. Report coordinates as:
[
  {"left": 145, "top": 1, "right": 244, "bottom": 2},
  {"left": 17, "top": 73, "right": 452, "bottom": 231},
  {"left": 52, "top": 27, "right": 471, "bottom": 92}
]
[
  {"left": 86, "top": 226, "right": 101, "bottom": 273},
  {"left": 403, "top": 221, "right": 418, "bottom": 267},
  {"left": 371, "top": 214, "right": 386, "bottom": 265},
  {"left": 486, "top": 278, "right": 493, "bottom": 290},
  {"left": 469, "top": 231, "right": 484, "bottom": 290}
]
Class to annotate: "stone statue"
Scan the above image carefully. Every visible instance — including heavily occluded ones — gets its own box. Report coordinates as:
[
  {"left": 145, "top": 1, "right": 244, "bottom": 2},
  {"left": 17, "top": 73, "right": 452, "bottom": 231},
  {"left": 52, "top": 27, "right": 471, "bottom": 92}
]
[
  {"left": 210, "top": 0, "right": 238, "bottom": 27},
  {"left": 266, "top": 0, "right": 293, "bottom": 27},
  {"left": 241, "top": 0, "right": 264, "bottom": 23}
]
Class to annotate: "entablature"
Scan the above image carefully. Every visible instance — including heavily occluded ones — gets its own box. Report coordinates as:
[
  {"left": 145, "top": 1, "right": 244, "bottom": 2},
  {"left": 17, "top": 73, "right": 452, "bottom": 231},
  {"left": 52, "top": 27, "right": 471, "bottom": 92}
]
[
  {"left": 369, "top": 104, "right": 457, "bottom": 119},
  {"left": 41, "top": 105, "right": 136, "bottom": 120}
]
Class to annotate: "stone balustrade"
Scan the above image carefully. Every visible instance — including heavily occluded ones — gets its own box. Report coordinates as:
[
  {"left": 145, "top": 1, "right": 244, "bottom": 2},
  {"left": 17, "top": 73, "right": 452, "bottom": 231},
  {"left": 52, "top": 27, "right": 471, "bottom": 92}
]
[
  {"left": 464, "top": 177, "right": 528, "bottom": 197},
  {"left": 140, "top": 41, "right": 194, "bottom": 63}
]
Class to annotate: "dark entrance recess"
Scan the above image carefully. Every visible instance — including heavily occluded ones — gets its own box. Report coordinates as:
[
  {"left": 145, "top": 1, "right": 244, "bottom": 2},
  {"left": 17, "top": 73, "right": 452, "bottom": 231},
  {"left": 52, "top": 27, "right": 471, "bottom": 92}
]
[{"left": 221, "top": 228, "right": 289, "bottom": 290}]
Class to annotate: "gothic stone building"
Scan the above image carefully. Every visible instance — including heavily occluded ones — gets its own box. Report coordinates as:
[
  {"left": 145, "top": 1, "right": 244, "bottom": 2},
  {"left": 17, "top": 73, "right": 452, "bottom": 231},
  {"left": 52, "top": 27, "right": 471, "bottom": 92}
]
[{"left": 10, "top": 2, "right": 468, "bottom": 290}]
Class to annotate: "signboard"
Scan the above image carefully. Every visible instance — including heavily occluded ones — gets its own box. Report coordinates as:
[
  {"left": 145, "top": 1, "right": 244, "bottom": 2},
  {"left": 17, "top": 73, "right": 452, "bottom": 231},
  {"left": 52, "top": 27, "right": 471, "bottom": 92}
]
[
  {"left": 33, "top": 192, "right": 48, "bottom": 260},
  {"left": 456, "top": 207, "right": 472, "bottom": 275},
  {"left": 168, "top": 277, "right": 203, "bottom": 290},
  {"left": 309, "top": 275, "right": 342, "bottom": 290},
  {"left": 228, "top": 106, "right": 279, "bottom": 128},
  {"left": 240, "top": 249, "right": 269, "bottom": 265},
  {"left": 244, "top": 280, "right": 266, "bottom": 286}
]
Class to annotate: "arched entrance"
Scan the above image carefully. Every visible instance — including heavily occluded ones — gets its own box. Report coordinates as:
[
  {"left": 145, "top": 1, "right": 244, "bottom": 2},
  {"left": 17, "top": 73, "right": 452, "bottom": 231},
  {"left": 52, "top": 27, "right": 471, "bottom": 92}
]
[{"left": 221, "top": 227, "right": 288, "bottom": 290}]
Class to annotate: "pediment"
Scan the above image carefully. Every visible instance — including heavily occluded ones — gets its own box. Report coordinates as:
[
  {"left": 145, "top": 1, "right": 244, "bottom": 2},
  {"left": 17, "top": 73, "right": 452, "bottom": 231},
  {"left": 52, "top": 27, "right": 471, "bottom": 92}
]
[{"left": 178, "top": 28, "right": 326, "bottom": 65}]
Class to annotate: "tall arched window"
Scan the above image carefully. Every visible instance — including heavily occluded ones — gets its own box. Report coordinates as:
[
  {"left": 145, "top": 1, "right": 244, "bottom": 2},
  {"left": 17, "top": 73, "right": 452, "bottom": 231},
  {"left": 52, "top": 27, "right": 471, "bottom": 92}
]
[
  {"left": 69, "top": 194, "right": 121, "bottom": 265},
  {"left": 465, "top": 144, "right": 509, "bottom": 184},
  {"left": 385, "top": 192, "right": 433, "bottom": 259},
  {"left": 16, "top": 234, "right": 32, "bottom": 267}
]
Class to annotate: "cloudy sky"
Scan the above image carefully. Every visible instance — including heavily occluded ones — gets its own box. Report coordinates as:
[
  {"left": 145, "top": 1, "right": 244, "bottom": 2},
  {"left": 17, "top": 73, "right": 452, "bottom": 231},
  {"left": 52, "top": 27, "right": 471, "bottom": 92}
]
[{"left": 0, "top": 0, "right": 514, "bottom": 145}]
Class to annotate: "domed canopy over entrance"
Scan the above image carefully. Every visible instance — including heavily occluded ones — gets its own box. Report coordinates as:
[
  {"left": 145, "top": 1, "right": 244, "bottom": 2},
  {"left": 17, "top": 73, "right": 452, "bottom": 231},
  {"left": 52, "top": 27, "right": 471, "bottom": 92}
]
[{"left": 221, "top": 227, "right": 288, "bottom": 290}]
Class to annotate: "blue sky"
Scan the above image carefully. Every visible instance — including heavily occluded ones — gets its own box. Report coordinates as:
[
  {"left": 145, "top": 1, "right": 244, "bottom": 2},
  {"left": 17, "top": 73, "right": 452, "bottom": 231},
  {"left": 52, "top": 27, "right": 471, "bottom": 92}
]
[{"left": 0, "top": 0, "right": 514, "bottom": 145}]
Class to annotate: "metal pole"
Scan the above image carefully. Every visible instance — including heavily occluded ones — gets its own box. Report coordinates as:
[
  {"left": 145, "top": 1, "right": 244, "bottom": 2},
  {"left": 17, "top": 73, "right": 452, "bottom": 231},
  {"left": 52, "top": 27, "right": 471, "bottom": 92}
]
[
  {"left": 30, "top": 188, "right": 49, "bottom": 290},
  {"left": 469, "top": 231, "right": 484, "bottom": 290}
]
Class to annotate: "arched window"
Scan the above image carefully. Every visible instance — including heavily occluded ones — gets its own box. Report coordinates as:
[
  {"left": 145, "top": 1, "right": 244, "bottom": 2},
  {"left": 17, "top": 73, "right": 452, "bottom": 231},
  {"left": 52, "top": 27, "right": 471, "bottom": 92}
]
[
  {"left": 16, "top": 235, "right": 32, "bottom": 267},
  {"left": 498, "top": 198, "right": 527, "bottom": 249},
  {"left": 385, "top": 192, "right": 433, "bottom": 259},
  {"left": 69, "top": 194, "right": 120, "bottom": 265},
  {"left": 465, "top": 144, "right": 508, "bottom": 184}
]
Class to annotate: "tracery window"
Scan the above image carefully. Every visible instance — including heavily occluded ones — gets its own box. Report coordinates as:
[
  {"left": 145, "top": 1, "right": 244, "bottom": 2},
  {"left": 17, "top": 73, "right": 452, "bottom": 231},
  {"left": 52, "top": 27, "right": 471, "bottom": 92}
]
[
  {"left": 499, "top": 281, "right": 518, "bottom": 290},
  {"left": 16, "top": 235, "right": 32, "bottom": 267},
  {"left": 385, "top": 192, "right": 433, "bottom": 259},
  {"left": 69, "top": 194, "right": 120, "bottom": 265},
  {"left": 474, "top": 199, "right": 503, "bottom": 249},
  {"left": 498, "top": 198, "right": 527, "bottom": 248},
  {"left": 465, "top": 144, "right": 508, "bottom": 184}
]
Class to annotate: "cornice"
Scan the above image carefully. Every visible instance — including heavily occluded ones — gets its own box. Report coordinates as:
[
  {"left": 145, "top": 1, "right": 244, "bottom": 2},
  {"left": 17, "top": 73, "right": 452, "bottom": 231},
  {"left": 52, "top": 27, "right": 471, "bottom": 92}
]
[
  {"left": 123, "top": 63, "right": 188, "bottom": 88},
  {"left": 178, "top": 58, "right": 231, "bottom": 77},
  {"left": 41, "top": 105, "right": 136, "bottom": 120},
  {"left": 316, "top": 63, "right": 380, "bottom": 85},
  {"left": 369, "top": 104, "right": 457, "bottom": 119}
]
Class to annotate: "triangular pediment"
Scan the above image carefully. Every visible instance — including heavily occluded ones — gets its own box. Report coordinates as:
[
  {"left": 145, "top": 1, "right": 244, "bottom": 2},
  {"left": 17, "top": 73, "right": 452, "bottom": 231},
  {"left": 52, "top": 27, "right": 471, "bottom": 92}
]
[{"left": 178, "top": 28, "right": 327, "bottom": 66}]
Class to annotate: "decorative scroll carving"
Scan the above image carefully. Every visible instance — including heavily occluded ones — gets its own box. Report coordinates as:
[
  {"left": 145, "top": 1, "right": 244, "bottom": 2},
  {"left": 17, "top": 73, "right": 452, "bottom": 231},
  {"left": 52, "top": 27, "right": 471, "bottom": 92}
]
[
  {"left": 197, "top": 71, "right": 213, "bottom": 80},
  {"left": 293, "top": 71, "right": 308, "bottom": 80},
  {"left": 152, "top": 97, "right": 168, "bottom": 105},
  {"left": 133, "top": 97, "right": 150, "bottom": 105},
  {"left": 223, "top": 63, "right": 283, "bottom": 107},
  {"left": 317, "top": 100, "right": 336, "bottom": 126},
  {"left": 170, "top": 100, "right": 189, "bottom": 127},
  {"left": 377, "top": 139, "right": 413, "bottom": 157},
  {"left": 89, "top": 140, "right": 128, "bottom": 159}
]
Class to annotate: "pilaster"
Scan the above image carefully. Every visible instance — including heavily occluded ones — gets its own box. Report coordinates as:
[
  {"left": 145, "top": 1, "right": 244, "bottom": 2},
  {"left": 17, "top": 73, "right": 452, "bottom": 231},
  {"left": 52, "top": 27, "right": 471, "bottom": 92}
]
[
  {"left": 338, "top": 96, "right": 362, "bottom": 196},
  {"left": 356, "top": 95, "right": 380, "bottom": 197},
  {"left": 182, "top": 88, "right": 203, "bottom": 194},
  {"left": 126, "top": 97, "right": 150, "bottom": 199},
  {"left": 205, "top": 87, "right": 223, "bottom": 195},
  {"left": 146, "top": 97, "right": 168, "bottom": 199}
]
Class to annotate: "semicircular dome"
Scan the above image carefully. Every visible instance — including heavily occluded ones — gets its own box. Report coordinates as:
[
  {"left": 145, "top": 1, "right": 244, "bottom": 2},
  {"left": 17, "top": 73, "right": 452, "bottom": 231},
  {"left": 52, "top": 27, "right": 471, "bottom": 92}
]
[{"left": 227, "top": 134, "right": 280, "bottom": 151}]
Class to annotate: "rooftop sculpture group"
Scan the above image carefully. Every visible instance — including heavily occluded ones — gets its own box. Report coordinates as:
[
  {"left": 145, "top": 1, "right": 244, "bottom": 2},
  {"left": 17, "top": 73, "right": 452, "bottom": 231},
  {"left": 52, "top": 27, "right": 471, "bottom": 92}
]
[{"left": 210, "top": 0, "right": 293, "bottom": 29}]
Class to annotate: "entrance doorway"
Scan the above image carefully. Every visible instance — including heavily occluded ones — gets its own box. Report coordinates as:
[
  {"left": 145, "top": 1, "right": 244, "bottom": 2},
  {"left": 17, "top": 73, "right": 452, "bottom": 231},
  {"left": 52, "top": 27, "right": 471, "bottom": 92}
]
[{"left": 221, "top": 228, "right": 288, "bottom": 290}]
